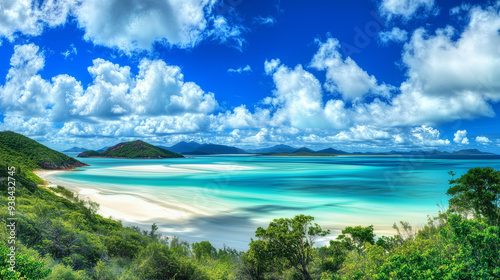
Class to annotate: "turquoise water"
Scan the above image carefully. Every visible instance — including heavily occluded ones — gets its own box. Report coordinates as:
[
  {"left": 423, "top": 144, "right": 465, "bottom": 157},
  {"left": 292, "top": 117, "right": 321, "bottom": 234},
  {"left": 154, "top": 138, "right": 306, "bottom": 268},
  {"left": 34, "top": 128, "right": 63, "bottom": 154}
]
[{"left": 45, "top": 154, "right": 500, "bottom": 250}]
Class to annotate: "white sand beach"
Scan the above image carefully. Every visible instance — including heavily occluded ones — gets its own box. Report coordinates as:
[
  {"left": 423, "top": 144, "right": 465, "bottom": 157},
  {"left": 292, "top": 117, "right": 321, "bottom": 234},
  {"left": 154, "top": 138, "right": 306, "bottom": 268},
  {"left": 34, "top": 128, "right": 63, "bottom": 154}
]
[{"left": 34, "top": 170, "right": 211, "bottom": 224}]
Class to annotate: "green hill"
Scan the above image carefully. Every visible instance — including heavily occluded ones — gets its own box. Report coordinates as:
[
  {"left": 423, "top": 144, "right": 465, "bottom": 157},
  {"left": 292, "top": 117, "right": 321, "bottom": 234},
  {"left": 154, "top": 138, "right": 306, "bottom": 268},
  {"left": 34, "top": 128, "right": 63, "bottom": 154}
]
[
  {"left": 77, "top": 150, "right": 101, "bottom": 157},
  {"left": 78, "top": 140, "right": 184, "bottom": 159},
  {"left": 0, "top": 131, "right": 87, "bottom": 182}
]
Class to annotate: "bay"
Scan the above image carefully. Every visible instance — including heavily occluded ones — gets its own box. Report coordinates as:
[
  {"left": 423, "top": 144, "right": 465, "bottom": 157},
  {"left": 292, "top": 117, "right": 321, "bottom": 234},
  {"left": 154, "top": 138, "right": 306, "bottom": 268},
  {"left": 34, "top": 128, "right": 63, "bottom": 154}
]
[{"left": 42, "top": 154, "right": 500, "bottom": 250}]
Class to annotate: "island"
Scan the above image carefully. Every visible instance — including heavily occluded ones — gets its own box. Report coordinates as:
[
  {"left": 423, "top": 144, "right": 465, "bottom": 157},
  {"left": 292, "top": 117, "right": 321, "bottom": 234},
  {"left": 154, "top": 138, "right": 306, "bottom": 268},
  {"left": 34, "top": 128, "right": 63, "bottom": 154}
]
[{"left": 78, "top": 140, "right": 184, "bottom": 159}]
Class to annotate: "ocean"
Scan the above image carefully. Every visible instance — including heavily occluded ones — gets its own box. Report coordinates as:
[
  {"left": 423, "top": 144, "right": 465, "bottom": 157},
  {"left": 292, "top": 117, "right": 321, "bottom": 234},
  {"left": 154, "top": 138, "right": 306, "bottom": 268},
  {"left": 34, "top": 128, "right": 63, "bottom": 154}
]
[{"left": 42, "top": 154, "right": 500, "bottom": 250}]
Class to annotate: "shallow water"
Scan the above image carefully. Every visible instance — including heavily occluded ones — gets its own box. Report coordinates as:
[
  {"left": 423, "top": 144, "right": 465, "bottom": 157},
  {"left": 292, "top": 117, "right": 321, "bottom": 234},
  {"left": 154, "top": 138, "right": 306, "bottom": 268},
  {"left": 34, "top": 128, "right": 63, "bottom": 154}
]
[{"left": 45, "top": 154, "right": 500, "bottom": 250}]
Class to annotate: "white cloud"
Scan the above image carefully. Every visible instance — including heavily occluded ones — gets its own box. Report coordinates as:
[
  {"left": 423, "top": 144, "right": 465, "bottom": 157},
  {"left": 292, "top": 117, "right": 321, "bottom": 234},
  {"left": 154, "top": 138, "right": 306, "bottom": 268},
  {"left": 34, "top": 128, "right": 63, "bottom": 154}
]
[
  {"left": 310, "top": 38, "right": 393, "bottom": 101},
  {"left": 228, "top": 65, "right": 252, "bottom": 73},
  {"left": 71, "top": 58, "right": 132, "bottom": 118},
  {"left": 476, "top": 136, "right": 492, "bottom": 144},
  {"left": 0, "top": 0, "right": 247, "bottom": 53},
  {"left": 74, "top": 0, "right": 214, "bottom": 52},
  {"left": 331, "top": 125, "right": 391, "bottom": 143},
  {"left": 57, "top": 113, "right": 217, "bottom": 138},
  {"left": 0, "top": 115, "right": 55, "bottom": 136},
  {"left": 402, "top": 7, "right": 500, "bottom": 102},
  {"left": 61, "top": 44, "right": 77, "bottom": 59},
  {"left": 264, "top": 59, "right": 281, "bottom": 74},
  {"left": 1, "top": 44, "right": 218, "bottom": 124},
  {"left": 131, "top": 59, "right": 218, "bottom": 116},
  {"left": 450, "top": 4, "right": 471, "bottom": 16},
  {"left": 453, "top": 130, "right": 469, "bottom": 145},
  {"left": 378, "top": 27, "right": 408, "bottom": 44},
  {"left": 379, "top": 0, "right": 436, "bottom": 20},
  {"left": 0, "top": 44, "right": 51, "bottom": 117},
  {"left": 0, "top": 0, "right": 74, "bottom": 42},
  {"left": 50, "top": 74, "right": 84, "bottom": 122},
  {"left": 266, "top": 63, "right": 330, "bottom": 128},
  {"left": 410, "top": 125, "right": 450, "bottom": 146},
  {"left": 217, "top": 105, "right": 270, "bottom": 130},
  {"left": 348, "top": 5, "right": 500, "bottom": 127},
  {"left": 253, "top": 16, "right": 276, "bottom": 26},
  {"left": 206, "top": 15, "right": 247, "bottom": 51}
]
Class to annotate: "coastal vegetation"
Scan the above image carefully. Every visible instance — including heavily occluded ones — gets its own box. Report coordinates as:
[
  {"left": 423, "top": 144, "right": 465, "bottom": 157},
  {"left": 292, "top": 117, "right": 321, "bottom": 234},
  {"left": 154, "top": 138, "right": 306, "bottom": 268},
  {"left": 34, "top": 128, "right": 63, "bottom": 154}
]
[
  {"left": 77, "top": 140, "right": 184, "bottom": 159},
  {"left": 0, "top": 131, "right": 87, "bottom": 184},
  {"left": 1, "top": 131, "right": 499, "bottom": 279}
]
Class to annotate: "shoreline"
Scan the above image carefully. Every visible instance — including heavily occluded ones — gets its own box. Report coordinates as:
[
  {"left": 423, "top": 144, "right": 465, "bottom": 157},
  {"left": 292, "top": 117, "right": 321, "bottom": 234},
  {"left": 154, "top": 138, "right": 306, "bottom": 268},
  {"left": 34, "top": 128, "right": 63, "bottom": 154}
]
[{"left": 33, "top": 169, "right": 210, "bottom": 225}]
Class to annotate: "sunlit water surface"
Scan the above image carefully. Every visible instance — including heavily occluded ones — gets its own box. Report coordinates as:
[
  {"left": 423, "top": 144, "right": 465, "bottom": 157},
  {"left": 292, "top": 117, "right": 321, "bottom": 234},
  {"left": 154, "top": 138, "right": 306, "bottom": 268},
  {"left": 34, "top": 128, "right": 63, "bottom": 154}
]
[{"left": 44, "top": 154, "right": 500, "bottom": 250}]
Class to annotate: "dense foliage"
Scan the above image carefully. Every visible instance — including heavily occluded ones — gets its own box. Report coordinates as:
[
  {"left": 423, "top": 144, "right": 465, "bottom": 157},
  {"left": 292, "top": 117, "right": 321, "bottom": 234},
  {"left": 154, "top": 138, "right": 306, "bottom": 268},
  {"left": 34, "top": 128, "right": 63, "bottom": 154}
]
[
  {"left": 77, "top": 140, "right": 184, "bottom": 159},
  {"left": 0, "top": 131, "right": 87, "bottom": 184},
  {"left": 1, "top": 132, "right": 499, "bottom": 279},
  {"left": 77, "top": 150, "right": 101, "bottom": 157}
]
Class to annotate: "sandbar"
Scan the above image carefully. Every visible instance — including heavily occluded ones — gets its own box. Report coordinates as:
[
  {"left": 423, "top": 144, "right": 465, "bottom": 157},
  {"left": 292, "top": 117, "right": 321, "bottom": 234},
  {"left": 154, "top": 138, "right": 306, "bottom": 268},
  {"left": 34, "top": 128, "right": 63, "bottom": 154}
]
[
  {"left": 169, "top": 164, "right": 255, "bottom": 171},
  {"left": 34, "top": 170, "right": 211, "bottom": 224},
  {"left": 109, "top": 165, "right": 208, "bottom": 173}
]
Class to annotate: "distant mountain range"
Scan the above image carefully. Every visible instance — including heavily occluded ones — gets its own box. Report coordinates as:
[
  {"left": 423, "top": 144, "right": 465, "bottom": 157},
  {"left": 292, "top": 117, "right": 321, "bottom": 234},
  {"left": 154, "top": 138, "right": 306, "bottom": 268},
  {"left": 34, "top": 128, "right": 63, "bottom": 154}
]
[
  {"left": 161, "top": 141, "right": 203, "bottom": 154},
  {"left": 62, "top": 146, "right": 88, "bottom": 152},
  {"left": 381, "top": 149, "right": 496, "bottom": 156},
  {"left": 182, "top": 144, "right": 247, "bottom": 155},
  {"left": 246, "top": 144, "right": 297, "bottom": 153},
  {"left": 67, "top": 139, "right": 498, "bottom": 157}
]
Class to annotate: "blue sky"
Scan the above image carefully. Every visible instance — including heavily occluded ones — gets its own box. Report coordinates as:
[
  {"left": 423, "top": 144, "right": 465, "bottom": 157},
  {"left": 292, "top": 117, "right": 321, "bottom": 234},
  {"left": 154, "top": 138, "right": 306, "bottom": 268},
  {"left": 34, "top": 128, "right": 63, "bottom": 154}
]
[{"left": 0, "top": 0, "right": 499, "bottom": 153}]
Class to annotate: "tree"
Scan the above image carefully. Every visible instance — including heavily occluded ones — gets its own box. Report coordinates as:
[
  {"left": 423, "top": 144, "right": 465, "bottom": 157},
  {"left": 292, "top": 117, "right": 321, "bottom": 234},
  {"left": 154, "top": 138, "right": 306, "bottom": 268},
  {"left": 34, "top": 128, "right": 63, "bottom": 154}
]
[
  {"left": 133, "top": 242, "right": 202, "bottom": 279},
  {"left": 0, "top": 241, "right": 51, "bottom": 279},
  {"left": 251, "top": 214, "right": 330, "bottom": 280},
  {"left": 243, "top": 239, "right": 271, "bottom": 279},
  {"left": 447, "top": 167, "right": 500, "bottom": 225},
  {"left": 192, "top": 241, "right": 217, "bottom": 260},
  {"left": 336, "top": 225, "right": 375, "bottom": 254},
  {"left": 317, "top": 240, "right": 346, "bottom": 274}
]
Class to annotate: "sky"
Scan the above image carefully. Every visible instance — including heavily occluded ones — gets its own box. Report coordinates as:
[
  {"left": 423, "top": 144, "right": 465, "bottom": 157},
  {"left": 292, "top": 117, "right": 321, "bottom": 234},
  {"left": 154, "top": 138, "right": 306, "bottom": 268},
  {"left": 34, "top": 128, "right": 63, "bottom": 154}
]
[{"left": 0, "top": 0, "right": 499, "bottom": 153}]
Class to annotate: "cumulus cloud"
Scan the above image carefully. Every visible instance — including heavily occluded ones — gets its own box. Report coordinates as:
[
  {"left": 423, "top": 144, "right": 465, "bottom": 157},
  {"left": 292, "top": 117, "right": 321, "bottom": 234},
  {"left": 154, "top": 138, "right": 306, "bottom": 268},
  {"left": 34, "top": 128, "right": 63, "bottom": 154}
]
[
  {"left": 402, "top": 6, "right": 500, "bottom": 102},
  {"left": 379, "top": 0, "right": 436, "bottom": 20},
  {"left": 0, "top": 115, "right": 55, "bottom": 136},
  {"left": 131, "top": 59, "right": 218, "bottom": 115},
  {"left": 74, "top": 0, "right": 213, "bottom": 52},
  {"left": 266, "top": 63, "right": 326, "bottom": 128},
  {"left": 378, "top": 27, "right": 408, "bottom": 44},
  {"left": 453, "top": 130, "right": 469, "bottom": 145},
  {"left": 264, "top": 59, "right": 281, "bottom": 74},
  {"left": 410, "top": 125, "right": 450, "bottom": 146},
  {"left": 1, "top": 43, "right": 218, "bottom": 127},
  {"left": 0, "top": 0, "right": 74, "bottom": 42},
  {"left": 476, "top": 136, "right": 492, "bottom": 144},
  {"left": 0, "top": 44, "right": 51, "bottom": 117},
  {"left": 217, "top": 105, "right": 270, "bottom": 130},
  {"left": 228, "top": 65, "right": 252, "bottom": 73},
  {"left": 331, "top": 125, "right": 391, "bottom": 143},
  {"left": 310, "top": 38, "right": 394, "bottom": 101},
  {"left": 0, "top": 0, "right": 247, "bottom": 53},
  {"left": 264, "top": 62, "right": 351, "bottom": 129}
]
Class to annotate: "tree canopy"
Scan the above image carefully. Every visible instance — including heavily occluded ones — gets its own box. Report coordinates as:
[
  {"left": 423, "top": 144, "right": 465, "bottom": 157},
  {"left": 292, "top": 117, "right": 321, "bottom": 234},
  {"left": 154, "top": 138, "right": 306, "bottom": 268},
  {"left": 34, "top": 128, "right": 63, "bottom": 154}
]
[{"left": 447, "top": 167, "right": 500, "bottom": 225}]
